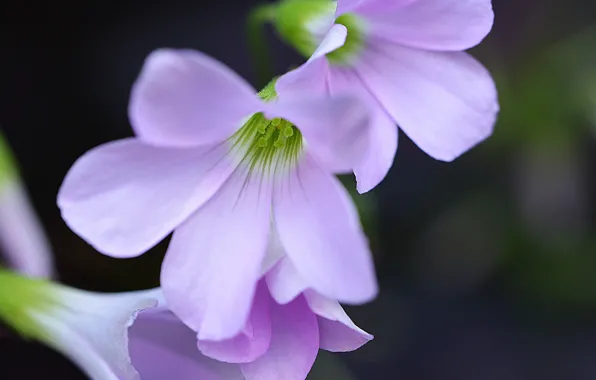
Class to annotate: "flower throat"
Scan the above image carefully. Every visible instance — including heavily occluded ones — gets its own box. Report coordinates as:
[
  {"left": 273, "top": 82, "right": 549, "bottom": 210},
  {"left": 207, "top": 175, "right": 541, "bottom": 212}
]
[{"left": 229, "top": 80, "right": 303, "bottom": 177}]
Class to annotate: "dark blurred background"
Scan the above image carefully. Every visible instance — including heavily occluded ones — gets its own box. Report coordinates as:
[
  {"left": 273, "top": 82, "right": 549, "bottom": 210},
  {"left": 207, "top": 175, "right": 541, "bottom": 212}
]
[{"left": 1, "top": 0, "right": 596, "bottom": 378}]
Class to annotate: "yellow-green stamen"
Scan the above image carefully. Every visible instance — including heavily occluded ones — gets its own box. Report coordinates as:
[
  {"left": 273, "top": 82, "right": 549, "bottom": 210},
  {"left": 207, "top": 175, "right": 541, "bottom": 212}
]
[
  {"left": 230, "top": 113, "right": 303, "bottom": 179},
  {"left": 228, "top": 79, "right": 304, "bottom": 178}
]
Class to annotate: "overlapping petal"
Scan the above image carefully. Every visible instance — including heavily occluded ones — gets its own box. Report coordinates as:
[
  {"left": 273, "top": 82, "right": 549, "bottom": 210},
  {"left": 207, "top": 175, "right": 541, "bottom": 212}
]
[
  {"left": 161, "top": 170, "right": 271, "bottom": 341},
  {"left": 129, "top": 49, "right": 262, "bottom": 147},
  {"left": 275, "top": 56, "right": 329, "bottom": 99},
  {"left": 304, "top": 290, "right": 372, "bottom": 352},
  {"left": 198, "top": 282, "right": 272, "bottom": 363},
  {"left": 273, "top": 156, "right": 377, "bottom": 304},
  {"left": 57, "top": 139, "right": 234, "bottom": 258},
  {"left": 275, "top": 23, "right": 346, "bottom": 101},
  {"left": 268, "top": 92, "right": 369, "bottom": 172},
  {"left": 266, "top": 257, "right": 308, "bottom": 305},
  {"left": 328, "top": 67, "right": 397, "bottom": 193},
  {"left": 130, "top": 310, "right": 245, "bottom": 380},
  {"left": 240, "top": 295, "right": 319, "bottom": 380}
]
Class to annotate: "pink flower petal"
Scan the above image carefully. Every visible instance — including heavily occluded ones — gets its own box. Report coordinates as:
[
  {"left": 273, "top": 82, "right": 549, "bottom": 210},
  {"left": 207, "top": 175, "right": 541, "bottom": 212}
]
[
  {"left": 240, "top": 295, "right": 319, "bottom": 380},
  {"left": 363, "top": 0, "right": 494, "bottom": 51},
  {"left": 260, "top": 225, "right": 285, "bottom": 276},
  {"left": 274, "top": 23, "right": 345, "bottom": 108},
  {"left": 130, "top": 310, "right": 245, "bottom": 380},
  {"left": 277, "top": 31, "right": 397, "bottom": 192},
  {"left": 336, "top": 0, "right": 364, "bottom": 15},
  {"left": 198, "top": 281, "right": 272, "bottom": 363},
  {"left": 57, "top": 139, "right": 233, "bottom": 258},
  {"left": 273, "top": 156, "right": 378, "bottom": 304},
  {"left": 310, "top": 24, "right": 347, "bottom": 61},
  {"left": 272, "top": 26, "right": 368, "bottom": 171},
  {"left": 358, "top": 44, "right": 498, "bottom": 162},
  {"left": 304, "top": 290, "right": 372, "bottom": 352},
  {"left": 266, "top": 257, "right": 308, "bottom": 305},
  {"left": 276, "top": 55, "right": 355, "bottom": 175},
  {"left": 338, "top": 0, "right": 415, "bottom": 15},
  {"left": 129, "top": 49, "right": 262, "bottom": 147},
  {"left": 267, "top": 93, "right": 370, "bottom": 173},
  {"left": 275, "top": 55, "right": 329, "bottom": 100},
  {"left": 328, "top": 67, "right": 397, "bottom": 193},
  {"left": 161, "top": 170, "right": 271, "bottom": 341}
]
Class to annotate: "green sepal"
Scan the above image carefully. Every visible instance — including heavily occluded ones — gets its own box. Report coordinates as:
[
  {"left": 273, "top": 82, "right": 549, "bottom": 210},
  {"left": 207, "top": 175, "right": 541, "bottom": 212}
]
[
  {"left": 0, "top": 269, "right": 56, "bottom": 341},
  {"left": 326, "top": 13, "right": 366, "bottom": 65},
  {"left": 273, "top": 0, "right": 337, "bottom": 58}
]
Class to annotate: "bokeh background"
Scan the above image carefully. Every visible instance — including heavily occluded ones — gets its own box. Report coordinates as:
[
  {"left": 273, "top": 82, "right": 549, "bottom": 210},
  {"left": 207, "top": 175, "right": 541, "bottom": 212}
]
[{"left": 1, "top": 0, "right": 596, "bottom": 378}]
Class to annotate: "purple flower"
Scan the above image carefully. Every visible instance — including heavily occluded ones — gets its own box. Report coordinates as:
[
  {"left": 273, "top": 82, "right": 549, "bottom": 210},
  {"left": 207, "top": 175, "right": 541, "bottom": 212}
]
[
  {"left": 0, "top": 181, "right": 55, "bottom": 278},
  {"left": 58, "top": 49, "right": 378, "bottom": 341},
  {"left": 276, "top": 0, "right": 499, "bottom": 192},
  {"left": 131, "top": 282, "right": 371, "bottom": 380},
  {"left": 131, "top": 309, "right": 246, "bottom": 380},
  {"left": 0, "top": 133, "right": 54, "bottom": 278}
]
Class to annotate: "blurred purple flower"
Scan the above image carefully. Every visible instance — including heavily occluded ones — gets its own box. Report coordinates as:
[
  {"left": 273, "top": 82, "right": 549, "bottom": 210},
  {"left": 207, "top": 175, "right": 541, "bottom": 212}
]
[
  {"left": 58, "top": 49, "right": 377, "bottom": 341},
  {"left": 277, "top": 0, "right": 499, "bottom": 192},
  {"left": 0, "top": 133, "right": 54, "bottom": 278},
  {"left": 0, "top": 181, "right": 54, "bottom": 278}
]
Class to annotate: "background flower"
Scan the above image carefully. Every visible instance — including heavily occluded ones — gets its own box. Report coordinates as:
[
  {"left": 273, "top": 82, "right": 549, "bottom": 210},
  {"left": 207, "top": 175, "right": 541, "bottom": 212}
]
[
  {"left": 0, "top": 132, "right": 54, "bottom": 278},
  {"left": 275, "top": 0, "right": 499, "bottom": 192}
]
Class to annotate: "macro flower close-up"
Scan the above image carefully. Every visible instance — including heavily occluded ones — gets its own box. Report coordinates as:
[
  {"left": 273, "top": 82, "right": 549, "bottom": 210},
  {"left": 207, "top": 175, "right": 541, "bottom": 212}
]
[
  {"left": 57, "top": 48, "right": 377, "bottom": 341},
  {"left": 3, "top": 0, "right": 596, "bottom": 378}
]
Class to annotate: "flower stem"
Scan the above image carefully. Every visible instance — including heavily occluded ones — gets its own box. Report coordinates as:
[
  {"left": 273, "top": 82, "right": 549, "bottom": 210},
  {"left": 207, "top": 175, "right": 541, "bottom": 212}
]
[
  {"left": 247, "top": 3, "right": 278, "bottom": 87},
  {"left": 0, "top": 131, "right": 18, "bottom": 187}
]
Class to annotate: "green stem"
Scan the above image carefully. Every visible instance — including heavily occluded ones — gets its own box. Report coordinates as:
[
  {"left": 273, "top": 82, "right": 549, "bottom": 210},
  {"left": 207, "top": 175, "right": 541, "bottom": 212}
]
[
  {"left": 0, "top": 130, "right": 18, "bottom": 186},
  {"left": 247, "top": 3, "right": 278, "bottom": 87}
]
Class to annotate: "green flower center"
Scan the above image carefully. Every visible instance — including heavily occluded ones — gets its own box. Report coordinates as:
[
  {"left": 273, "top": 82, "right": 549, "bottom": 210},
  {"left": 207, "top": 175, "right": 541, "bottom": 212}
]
[
  {"left": 228, "top": 80, "right": 303, "bottom": 178},
  {"left": 230, "top": 114, "right": 303, "bottom": 177},
  {"left": 327, "top": 13, "right": 366, "bottom": 65}
]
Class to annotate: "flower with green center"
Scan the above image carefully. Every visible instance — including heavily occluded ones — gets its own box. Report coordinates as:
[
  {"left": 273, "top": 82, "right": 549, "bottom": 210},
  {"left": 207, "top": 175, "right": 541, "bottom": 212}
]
[
  {"left": 0, "top": 132, "right": 54, "bottom": 278},
  {"left": 275, "top": 0, "right": 500, "bottom": 192},
  {"left": 58, "top": 49, "right": 378, "bottom": 342}
]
